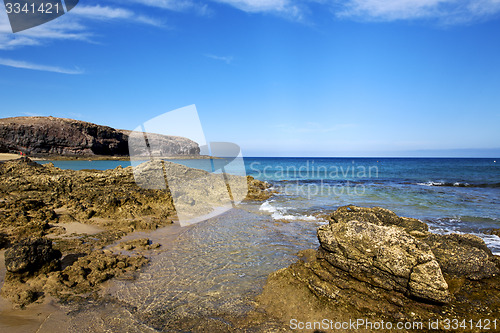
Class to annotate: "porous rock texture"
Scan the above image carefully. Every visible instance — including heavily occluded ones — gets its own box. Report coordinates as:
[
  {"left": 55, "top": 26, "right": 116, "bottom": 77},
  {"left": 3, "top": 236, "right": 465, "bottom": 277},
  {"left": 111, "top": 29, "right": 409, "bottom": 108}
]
[
  {"left": 0, "top": 116, "right": 200, "bottom": 157},
  {"left": 258, "top": 206, "right": 500, "bottom": 328}
]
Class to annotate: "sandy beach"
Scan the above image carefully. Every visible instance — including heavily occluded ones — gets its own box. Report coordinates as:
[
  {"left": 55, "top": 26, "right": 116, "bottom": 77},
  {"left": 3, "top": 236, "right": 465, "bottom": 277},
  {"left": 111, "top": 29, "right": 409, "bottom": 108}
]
[{"left": 0, "top": 154, "right": 23, "bottom": 161}]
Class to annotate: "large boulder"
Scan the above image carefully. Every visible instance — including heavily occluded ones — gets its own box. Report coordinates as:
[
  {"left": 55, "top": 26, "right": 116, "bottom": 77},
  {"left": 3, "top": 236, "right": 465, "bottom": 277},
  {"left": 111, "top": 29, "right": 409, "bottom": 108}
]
[
  {"left": 329, "top": 205, "right": 428, "bottom": 234},
  {"left": 423, "top": 233, "right": 499, "bottom": 280},
  {"left": 0, "top": 233, "right": 9, "bottom": 249},
  {"left": 4, "top": 238, "right": 61, "bottom": 274},
  {"left": 318, "top": 220, "right": 450, "bottom": 303},
  {"left": 258, "top": 206, "right": 500, "bottom": 326}
]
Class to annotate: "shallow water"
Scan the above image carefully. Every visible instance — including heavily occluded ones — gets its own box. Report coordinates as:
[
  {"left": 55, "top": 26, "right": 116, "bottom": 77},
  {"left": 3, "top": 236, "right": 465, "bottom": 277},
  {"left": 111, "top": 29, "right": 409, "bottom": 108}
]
[
  {"left": 17, "top": 157, "right": 499, "bottom": 331},
  {"left": 48, "top": 206, "right": 320, "bottom": 332}
]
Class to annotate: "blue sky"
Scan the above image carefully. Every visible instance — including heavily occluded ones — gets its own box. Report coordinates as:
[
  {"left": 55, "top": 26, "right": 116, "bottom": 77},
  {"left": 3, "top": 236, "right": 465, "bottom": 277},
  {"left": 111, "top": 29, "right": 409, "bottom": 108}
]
[{"left": 0, "top": 0, "right": 499, "bottom": 157}]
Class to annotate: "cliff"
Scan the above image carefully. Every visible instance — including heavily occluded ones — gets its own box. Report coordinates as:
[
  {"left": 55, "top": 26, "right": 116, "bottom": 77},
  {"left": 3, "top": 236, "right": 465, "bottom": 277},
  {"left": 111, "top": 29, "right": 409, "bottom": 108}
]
[{"left": 0, "top": 117, "right": 200, "bottom": 157}]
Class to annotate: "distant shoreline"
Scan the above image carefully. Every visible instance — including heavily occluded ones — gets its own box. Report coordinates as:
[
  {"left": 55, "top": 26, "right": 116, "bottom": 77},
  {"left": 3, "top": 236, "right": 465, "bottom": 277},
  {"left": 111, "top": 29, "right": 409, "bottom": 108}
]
[{"left": 0, "top": 153, "right": 217, "bottom": 161}]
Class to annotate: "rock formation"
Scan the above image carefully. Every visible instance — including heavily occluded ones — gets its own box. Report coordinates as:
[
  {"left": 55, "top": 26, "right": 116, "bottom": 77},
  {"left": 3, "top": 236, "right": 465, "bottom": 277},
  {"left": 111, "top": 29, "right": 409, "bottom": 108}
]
[
  {"left": 258, "top": 205, "right": 500, "bottom": 326},
  {"left": 317, "top": 220, "right": 450, "bottom": 303},
  {"left": 0, "top": 158, "right": 273, "bottom": 306},
  {"left": 5, "top": 237, "right": 61, "bottom": 274},
  {"left": 0, "top": 116, "right": 200, "bottom": 157}
]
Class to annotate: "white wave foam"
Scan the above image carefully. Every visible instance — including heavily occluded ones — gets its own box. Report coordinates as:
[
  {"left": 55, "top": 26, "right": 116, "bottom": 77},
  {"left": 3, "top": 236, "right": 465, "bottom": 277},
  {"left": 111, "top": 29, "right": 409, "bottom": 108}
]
[
  {"left": 417, "top": 181, "right": 471, "bottom": 187},
  {"left": 271, "top": 211, "right": 318, "bottom": 221},
  {"left": 431, "top": 228, "right": 500, "bottom": 256},
  {"left": 259, "top": 201, "right": 277, "bottom": 213},
  {"left": 417, "top": 181, "right": 444, "bottom": 186},
  {"left": 259, "top": 201, "right": 318, "bottom": 222}
]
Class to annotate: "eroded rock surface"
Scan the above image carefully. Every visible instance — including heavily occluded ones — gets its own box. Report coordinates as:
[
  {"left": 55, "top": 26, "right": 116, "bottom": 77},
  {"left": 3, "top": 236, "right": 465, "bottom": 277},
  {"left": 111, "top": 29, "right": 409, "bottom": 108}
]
[
  {"left": 5, "top": 237, "right": 61, "bottom": 274},
  {"left": 318, "top": 220, "right": 450, "bottom": 303},
  {"left": 329, "top": 205, "right": 428, "bottom": 234},
  {"left": 424, "top": 233, "right": 499, "bottom": 280},
  {"left": 258, "top": 206, "right": 500, "bottom": 327},
  {"left": 0, "top": 158, "right": 273, "bottom": 243},
  {"left": 2, "top": 248, "right": 148, "bottom": 307},
  {"left": 0, "top": 116, "right": 200, "bottom": 157},
  {"left": 0, "top": 158, "right": 274, "bottom": 307}
]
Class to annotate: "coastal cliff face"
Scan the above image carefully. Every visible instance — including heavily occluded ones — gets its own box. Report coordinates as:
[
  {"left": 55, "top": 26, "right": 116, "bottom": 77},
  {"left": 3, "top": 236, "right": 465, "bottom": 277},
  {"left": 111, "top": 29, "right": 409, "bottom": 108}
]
[
  {"left": 258, "top": 206, "right": 500, "bottom": 328},
  {"left": 0, "top": 117, "right": 200, "bottom": 156}
]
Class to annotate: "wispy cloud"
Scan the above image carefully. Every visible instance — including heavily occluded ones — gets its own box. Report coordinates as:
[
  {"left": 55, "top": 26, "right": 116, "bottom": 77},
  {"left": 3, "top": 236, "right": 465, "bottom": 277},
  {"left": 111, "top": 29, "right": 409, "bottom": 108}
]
[
  {"left": 211, "top": 0, "right": 303, "bottom": 19},
  {"left": 0, "top": 58, "right": 83, "bottom": 74},
  {"left": 0, "top": 12, "right": 91, "bottom": 49},
  {"left": 336, "top": 0, "right": 500, "bottom": 23},
  {"left": 129, "top": 0, "right": 195, "bottom": 11},
  {"left": 71, "top": 5, "right": 134, "bottom": 20},
  {"left": 129, "top": 0, "right": 212, "bottom": 16},
  {"left": 1, "top": 0, "right": 499, "bottom": 52},
  {"left": 0, "top": 4, "right": 163, "bottom": 50},
  {"left": 71, "top": 5, "right": 164, "bottom": 26},
  {"left": 205, "top": 54, "right": 234, "bottom": 64}
]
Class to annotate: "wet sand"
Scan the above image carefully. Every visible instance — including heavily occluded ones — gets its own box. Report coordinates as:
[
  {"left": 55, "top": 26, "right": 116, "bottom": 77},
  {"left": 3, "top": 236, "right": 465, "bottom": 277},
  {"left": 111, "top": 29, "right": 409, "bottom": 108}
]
[
  {"left": 0, "top": 250, "right": 68, "bottom": 333},
  {"left": 0, "top": 154, "right": 23, "bottom": 161},
  {"left": 0, "top": 222, "right": 194, "bottom": 332},
  {"left": 0, "top": 154, "right": 44, "bottom": 161},
  {"left": 46, "top": 222, "right": 105, "bottom": 239}
]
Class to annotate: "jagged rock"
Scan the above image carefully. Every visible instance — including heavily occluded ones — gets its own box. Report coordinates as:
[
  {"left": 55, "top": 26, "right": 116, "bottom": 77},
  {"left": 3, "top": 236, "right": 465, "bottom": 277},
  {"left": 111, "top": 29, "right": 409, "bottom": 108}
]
[
  {"left": 0, "top": 158, "right": 272, "bottom": 238},
  {"left": 0, "top": 232, "right": 9, "bottom": 249},
  {"left": 0, "top": 158, "right": 274, "bottom": 306},
  {"left": 0, "top": 116, "right": 200, "bottom": 157},
  {"left": 318, "top": 220, "right": 450, "bottom": 303},
  {"left": 1, "top": 249, "right": 148, "bottom": 306},
  {"left": 328, "top": 205, "right": 428, "bottom": 234},
  {"left": 54, "top": 250, "right": 149, "bottom": 293},
  {"left": 489, "top": 228, "right": 500, "bottom": 237},
  {"left": 423, "top": 233, "right": 499, "bottom": 280},
  {"left": 4, "top": 237, "right": 61, "bottom": 274},
  {"left": 115, "top": 238, "right": 161, "bottom": 251},
  {"left": 258, "top": 206, "right": 500, "bottom": 325},
  {"left": 246, "top": 176, "right": 275, "bottom": 201}
]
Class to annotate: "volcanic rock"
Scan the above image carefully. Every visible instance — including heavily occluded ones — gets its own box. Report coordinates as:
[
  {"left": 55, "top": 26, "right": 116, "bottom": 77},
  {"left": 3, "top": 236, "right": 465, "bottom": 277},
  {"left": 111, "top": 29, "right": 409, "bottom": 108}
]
[
  {"left": 0, "top": 116, "right": 200, "bottom": 157},
  {"left": 4, "top": 237, "right": 61, "bottom": 274},
  {"left": 258, "top": 206, "right": 500, "bottom": 326}
]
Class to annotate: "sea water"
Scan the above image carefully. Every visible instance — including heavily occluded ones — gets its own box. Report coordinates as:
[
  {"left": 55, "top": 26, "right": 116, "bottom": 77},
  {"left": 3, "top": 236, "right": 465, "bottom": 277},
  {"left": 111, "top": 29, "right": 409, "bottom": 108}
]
[
  {"left": 34, "top": 157, "right": 499, "bottom": 331},
  {"left": 41, "top": 157, "right": 500, "bottom": 253}
]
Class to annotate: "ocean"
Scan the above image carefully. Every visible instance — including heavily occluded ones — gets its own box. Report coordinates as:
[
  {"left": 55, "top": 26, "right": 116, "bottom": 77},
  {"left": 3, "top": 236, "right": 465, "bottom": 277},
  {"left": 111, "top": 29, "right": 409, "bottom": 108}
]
[
  {"left": 39, "top": 157, "right": 500, "bottom": 254},
  {"left": 32, "top": 157, "right": 500, "bottom": 330}
]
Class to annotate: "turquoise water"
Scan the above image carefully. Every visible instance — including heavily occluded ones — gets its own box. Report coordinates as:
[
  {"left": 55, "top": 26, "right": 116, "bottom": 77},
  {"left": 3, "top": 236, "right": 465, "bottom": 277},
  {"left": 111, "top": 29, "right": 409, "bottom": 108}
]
[
  {"left": 34, "top": 157, "right": 500, "bottom": 331},
  {"left": 40, "top": 157, "right": 500, "bottom": 253}
]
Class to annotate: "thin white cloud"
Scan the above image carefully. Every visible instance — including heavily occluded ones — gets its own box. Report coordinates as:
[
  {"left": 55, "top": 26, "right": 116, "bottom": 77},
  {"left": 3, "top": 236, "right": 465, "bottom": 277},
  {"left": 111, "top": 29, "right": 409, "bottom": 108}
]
[
  {"left": 71, "top": 5, "right": 164, "bottom": 26},
  {"left": 213, "top": 0, "right": 288, "bottom": 12},
  {"left": 71, "top": 5, "right": 135, "bottom": 20},
  {"left": 127, "top": 0, "right": 212, "bottom": 16},
  {"left": 205, "top": 54, "right": 234, "bottom": 64},
  {"left": 0, "top": 4, "right": 163, "bottom": 50},
  {"left": 336, "top": 0, "right": 500, "bottom": 23},
  {"left": 0, "top": 10, "right": 91, "bottom": 49},
  {"left": 0, "top": 58, "right": 84, "bottom": 74},
  {"left": 129, "top": 0, "right": 195, "bottom": 11},
  {"left": 211, "top": 0, "right": 303, "bottom": 19}
]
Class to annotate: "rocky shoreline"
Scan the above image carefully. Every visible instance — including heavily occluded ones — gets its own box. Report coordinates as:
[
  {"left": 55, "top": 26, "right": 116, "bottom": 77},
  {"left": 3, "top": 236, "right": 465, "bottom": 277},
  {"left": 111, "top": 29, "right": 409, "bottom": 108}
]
[
  {"left": 2, "top": 157, "right": 499, "bottom": 332},
  {"left": 257, "top": 206, "right": 500, "bottom": 331},
  {"left": 0, "top": 157, "right": 273, "bottom": 307}
]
